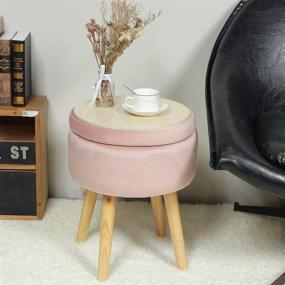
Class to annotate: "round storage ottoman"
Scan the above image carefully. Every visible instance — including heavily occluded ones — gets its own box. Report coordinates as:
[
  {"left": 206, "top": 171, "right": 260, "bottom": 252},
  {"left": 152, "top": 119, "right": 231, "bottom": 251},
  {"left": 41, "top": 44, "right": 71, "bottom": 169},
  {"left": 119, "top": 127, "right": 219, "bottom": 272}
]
[
  {"left": 68, "top": 97, "right": 198, "bottom": 281},
  {"left": 69, "top": 130, "right": 197, "bottom": 198}
]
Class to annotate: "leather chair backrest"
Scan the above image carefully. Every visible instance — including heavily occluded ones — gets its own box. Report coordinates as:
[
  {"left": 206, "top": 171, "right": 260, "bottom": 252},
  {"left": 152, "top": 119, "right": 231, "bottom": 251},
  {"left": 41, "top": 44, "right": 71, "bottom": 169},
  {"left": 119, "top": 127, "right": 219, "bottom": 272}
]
[{"left": 206, "top": 0, "right": 285, "bottom": 169}]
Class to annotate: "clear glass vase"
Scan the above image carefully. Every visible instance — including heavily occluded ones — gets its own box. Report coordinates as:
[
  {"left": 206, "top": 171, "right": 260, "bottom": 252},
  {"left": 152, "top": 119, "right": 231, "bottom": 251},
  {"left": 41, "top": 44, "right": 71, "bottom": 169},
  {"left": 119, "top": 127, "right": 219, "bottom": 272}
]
[{"left": 96, "top": 74, "right": 115, "bottom": 107}]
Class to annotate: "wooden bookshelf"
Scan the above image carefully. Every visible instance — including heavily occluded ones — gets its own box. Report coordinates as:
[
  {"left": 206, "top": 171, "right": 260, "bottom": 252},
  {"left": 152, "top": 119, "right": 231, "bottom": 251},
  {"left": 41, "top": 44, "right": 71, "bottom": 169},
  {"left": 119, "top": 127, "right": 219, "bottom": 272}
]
[{"left": 0, "top": 96, "right": 48, "bottom": 220}]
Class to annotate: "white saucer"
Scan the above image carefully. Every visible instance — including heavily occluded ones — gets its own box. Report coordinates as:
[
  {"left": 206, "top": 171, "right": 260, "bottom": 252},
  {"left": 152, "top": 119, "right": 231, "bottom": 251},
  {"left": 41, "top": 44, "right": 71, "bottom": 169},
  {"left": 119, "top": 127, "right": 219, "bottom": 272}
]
[{"left": 123, "top": 102, "right": 169, "bottom": 117}]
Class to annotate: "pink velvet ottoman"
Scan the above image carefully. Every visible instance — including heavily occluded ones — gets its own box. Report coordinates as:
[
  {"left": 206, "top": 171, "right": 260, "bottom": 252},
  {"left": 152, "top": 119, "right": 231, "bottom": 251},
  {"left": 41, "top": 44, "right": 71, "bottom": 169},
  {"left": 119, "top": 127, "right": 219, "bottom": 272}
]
[{"left": 68, "top": 97, "right": 197, "bottom": 281}]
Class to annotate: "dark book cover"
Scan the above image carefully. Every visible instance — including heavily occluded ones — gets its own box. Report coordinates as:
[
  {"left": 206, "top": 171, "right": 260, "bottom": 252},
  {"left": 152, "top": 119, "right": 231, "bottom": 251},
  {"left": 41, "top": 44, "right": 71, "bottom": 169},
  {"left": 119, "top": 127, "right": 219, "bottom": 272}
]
[
  {"left": 11, "top": 32, "right": 31, "bottom": 106},
  {"left": 0, "top": 31, "right": 17, "bottom": 106}
]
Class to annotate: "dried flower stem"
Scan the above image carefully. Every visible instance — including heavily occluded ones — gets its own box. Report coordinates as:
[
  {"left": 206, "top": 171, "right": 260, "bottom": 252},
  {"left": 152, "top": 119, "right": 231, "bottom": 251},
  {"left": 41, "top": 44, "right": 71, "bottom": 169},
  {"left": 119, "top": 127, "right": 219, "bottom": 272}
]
[
  {"left": 86, "top": 0, "right": 161, "bottom": 106},
  {"left": 86, "top": 0, "right": 161, "bottom": 73}
]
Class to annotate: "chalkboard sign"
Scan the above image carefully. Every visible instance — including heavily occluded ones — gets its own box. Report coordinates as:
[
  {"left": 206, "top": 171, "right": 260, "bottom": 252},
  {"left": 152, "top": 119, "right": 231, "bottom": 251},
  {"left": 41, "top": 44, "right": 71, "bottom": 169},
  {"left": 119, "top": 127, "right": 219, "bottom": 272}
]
[
  {"left": 0, "top": 170, "right": 36, "bottom": 215},
  {"left": 0, "top": 142, "right": 35, "bottom": 164}
]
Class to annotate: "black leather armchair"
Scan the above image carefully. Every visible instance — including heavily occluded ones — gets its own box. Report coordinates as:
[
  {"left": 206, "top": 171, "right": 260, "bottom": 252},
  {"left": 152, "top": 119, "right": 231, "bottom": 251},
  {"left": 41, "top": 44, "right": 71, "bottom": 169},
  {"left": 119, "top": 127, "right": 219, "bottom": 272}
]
[
  {"left": 206, "top": 1, "right": 285, "bottom": 283},
  {"left": 206, "top": 0, "right": 285, "bottom": 200}
]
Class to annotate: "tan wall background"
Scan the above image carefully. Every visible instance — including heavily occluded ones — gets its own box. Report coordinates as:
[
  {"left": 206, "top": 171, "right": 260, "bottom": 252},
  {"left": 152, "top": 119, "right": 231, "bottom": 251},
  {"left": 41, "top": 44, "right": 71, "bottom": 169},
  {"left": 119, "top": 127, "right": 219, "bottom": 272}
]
[{"left": 1, "top": 0, "right": 281, "bottom": 205}]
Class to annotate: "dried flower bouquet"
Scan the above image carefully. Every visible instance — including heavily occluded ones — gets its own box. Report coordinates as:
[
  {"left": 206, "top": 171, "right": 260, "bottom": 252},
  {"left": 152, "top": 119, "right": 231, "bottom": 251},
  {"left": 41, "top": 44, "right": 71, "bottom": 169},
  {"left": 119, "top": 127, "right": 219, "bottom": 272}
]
[{"left": 86, "top": 0, "right": 161, "bottom": 107}]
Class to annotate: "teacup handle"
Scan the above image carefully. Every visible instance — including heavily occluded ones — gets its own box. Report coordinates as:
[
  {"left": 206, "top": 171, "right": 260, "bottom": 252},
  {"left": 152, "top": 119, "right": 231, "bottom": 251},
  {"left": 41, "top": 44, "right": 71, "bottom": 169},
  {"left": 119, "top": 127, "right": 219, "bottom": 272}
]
[{"left": 125, "top": 96, "right": 135, "bottom": 109}]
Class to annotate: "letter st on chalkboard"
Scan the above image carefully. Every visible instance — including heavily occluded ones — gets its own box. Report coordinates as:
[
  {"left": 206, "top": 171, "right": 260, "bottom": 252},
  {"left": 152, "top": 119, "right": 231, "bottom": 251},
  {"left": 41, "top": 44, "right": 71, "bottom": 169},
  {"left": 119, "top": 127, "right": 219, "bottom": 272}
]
[{"left": 0, "top": 142, "right": 35, "bottom": 164}]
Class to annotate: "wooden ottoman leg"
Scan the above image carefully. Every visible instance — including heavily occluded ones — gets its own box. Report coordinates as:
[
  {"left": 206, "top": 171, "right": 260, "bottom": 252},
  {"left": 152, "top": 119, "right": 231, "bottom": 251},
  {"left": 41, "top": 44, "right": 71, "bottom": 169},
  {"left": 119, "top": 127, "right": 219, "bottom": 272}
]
[
  {"left": 151, "top": 196, "right": 166, "bottom": 237},
  {"left": 97, "top": 196, "right": 117, "bottom": 281},
  {"left": 163, "top": 192, "right": 187, "bottom": 271},
  {"left": 76, "top": 189, "right": 98, "bottom": 243}
]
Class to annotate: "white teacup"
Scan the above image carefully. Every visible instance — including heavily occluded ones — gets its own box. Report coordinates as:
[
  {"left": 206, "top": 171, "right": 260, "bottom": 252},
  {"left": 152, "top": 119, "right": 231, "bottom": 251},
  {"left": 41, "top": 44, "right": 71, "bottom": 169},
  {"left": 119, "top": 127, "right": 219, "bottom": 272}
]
[{"left": 125, "top": 88, "right": 160, "bottom": 112}]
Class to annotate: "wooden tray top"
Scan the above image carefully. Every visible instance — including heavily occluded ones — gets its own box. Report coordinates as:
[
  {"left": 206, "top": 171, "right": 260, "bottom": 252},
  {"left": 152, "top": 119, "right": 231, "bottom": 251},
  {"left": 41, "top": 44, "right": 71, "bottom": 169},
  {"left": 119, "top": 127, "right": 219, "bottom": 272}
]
[{"left": 73, "top": 96, "right": 192, "bottom": 131}]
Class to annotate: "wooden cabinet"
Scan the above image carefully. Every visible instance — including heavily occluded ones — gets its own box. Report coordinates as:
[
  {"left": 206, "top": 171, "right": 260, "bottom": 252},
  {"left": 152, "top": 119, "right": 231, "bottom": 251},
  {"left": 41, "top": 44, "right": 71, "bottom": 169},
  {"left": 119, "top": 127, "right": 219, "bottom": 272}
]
[{"left": 0, "top": 96, "right": 48, "bottom": 220}]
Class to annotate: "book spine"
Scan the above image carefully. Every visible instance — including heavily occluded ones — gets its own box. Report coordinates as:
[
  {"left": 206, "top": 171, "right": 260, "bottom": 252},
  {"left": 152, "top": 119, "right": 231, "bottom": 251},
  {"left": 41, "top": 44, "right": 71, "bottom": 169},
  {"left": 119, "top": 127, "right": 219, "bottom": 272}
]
[
  {"left": 0, "top": 39, "right": 12, "bottom": 105},
  {"left": 11, "top": 41, "right": 25, "bottom": 106}
]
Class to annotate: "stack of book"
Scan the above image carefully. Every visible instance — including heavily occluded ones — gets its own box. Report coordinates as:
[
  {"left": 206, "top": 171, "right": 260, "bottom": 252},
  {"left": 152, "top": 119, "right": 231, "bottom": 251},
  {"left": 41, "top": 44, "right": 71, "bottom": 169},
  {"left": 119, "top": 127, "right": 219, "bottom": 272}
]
[{"left": 0, "top": 20, "right": 31, "bottom": 107}]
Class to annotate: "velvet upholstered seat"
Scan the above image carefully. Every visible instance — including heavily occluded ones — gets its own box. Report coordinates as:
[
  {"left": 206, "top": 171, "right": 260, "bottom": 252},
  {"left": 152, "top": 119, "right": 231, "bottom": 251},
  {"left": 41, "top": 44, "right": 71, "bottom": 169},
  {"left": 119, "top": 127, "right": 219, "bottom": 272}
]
[{"left": 69, "top": 99, "right": 198, "bottom": 198}]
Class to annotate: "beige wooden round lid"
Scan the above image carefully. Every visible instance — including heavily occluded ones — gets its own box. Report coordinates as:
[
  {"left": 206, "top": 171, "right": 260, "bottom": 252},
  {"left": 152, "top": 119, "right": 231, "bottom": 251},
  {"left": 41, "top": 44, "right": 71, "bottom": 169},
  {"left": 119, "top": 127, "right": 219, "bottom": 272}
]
[{"left": 70, "top": 96, "right": 195, "bottom": 146}]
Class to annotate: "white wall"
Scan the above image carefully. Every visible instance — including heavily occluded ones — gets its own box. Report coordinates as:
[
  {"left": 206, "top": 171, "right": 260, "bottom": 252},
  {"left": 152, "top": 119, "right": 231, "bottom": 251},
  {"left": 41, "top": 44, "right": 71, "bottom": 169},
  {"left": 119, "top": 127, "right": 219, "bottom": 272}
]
[{"left": 1, "top": 0, "right": 281, "bottom": 205}]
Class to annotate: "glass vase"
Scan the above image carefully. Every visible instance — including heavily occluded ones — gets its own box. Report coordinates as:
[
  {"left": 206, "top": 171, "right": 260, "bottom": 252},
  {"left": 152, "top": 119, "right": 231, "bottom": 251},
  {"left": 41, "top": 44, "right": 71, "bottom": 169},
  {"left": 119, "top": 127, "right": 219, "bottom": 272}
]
[{"left": 96, "top": 74, "right": 115, "bottom": 107}]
